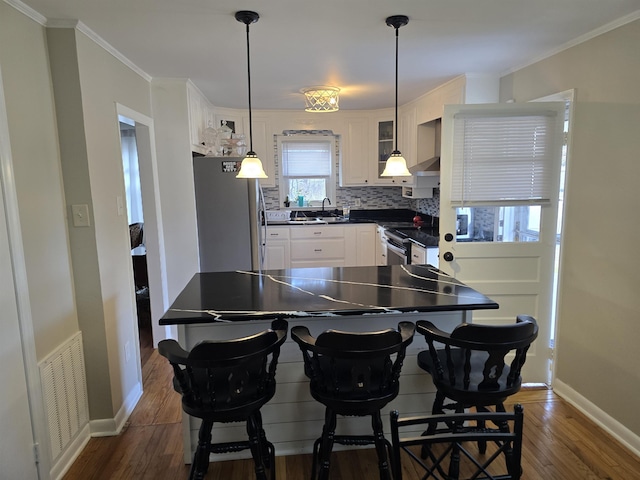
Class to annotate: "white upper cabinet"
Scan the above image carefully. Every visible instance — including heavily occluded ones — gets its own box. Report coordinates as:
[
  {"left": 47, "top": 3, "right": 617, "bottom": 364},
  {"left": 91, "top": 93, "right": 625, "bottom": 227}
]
[
  {"left": 187, "top": 82, "right": 214, "bottom": 154},
  {"left": 242, "top": 113, "right": 275, "bottom": 187},
  {"left": 340, "top": 116, "right": 370, "bottom": 186}
]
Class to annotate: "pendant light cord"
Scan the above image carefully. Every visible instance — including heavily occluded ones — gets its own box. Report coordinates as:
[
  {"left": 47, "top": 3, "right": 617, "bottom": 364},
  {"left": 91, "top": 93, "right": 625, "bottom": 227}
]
[
  {"left": 245, "top": 23, "right": 254, "bottom": 153},
  {"left": 394, "top": 25, "right": 399, "bottom": 152}
]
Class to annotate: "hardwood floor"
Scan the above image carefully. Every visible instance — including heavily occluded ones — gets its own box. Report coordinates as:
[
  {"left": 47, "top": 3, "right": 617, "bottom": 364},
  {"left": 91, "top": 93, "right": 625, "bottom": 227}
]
[{"left": 63, "top": 344, "right": 640, "bottom": 479}]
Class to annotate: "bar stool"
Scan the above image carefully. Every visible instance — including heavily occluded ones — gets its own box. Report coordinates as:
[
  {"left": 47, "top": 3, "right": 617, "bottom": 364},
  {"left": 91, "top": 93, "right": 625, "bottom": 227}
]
[
  {"left": 413, "top": 315, "right": 538, "bottom": 479},
  {"left": 291, "top": 321, "right": 415, "bottom": 480},
  {"left": 159, "top": 319, "right": 288, "bottom": 480}
]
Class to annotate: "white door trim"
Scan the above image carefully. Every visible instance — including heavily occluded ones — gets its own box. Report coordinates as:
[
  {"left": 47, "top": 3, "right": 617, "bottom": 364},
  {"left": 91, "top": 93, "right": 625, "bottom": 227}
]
[
  {"left": 115, "top": 103, "right": 175, "bottom": 345},
  {"left": 0, "top": 64, "right": 50, "bottom": 478}
]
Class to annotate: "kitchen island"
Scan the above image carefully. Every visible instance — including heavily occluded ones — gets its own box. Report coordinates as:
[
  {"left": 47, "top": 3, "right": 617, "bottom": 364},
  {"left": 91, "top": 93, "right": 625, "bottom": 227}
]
[{"left": 160, "top": 264, "right": 498, "bottom": 462}]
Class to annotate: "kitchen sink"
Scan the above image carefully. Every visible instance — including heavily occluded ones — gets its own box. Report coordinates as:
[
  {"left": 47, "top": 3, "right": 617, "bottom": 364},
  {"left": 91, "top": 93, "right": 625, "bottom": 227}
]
[
  {"left": 321, "top": 216, "right": 348, "bottom": 223},
  {"left": 287, "top": 218, "right": 327, "bottom": 225},
  {"left": 287, "top": 216, "right": 348, "bottom": 225}
]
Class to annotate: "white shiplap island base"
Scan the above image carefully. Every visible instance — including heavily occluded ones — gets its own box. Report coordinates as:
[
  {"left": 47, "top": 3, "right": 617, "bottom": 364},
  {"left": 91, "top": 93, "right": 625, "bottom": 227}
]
[{"left": 160, "top": 265, "right": 498, "bottom": 463}]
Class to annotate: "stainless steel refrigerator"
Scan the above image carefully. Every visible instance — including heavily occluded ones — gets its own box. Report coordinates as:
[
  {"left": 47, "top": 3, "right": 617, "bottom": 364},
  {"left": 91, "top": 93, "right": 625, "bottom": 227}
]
[{"left": 193, "top": 156, "right": 259, "bottom": 272}]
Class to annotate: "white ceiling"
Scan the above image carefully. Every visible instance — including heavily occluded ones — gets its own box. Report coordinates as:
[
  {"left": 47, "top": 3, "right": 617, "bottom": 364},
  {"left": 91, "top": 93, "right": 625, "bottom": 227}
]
[{"left": 18, "top": 0, "right": 640, "bottom": 110}]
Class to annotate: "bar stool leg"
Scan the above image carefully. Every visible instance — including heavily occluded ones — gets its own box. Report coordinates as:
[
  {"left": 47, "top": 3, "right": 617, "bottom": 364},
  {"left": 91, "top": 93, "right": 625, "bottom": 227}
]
[
  {"left": 190, "top": 419, "right": 213, "bottom": 480},
  {"left": 371, "top": 411, "right": 392, "bottom": 480},
  {"left": 316, "top": 408, "right": 337, "bottom": 480},
  {"left": 247, "top": 413, "right": 268, "bottom": 480}
]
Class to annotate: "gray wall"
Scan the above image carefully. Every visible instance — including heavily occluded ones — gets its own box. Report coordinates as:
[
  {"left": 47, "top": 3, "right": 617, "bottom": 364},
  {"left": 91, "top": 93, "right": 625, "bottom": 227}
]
[
  {"left": 47, "top": 26, "right": 152, "bottom": 421},
  {"left": 501, "top": 19, "right": 640, "bottom": 437},
  {"left": 0, "top": 4, "right": 79, "bottom": 361}
]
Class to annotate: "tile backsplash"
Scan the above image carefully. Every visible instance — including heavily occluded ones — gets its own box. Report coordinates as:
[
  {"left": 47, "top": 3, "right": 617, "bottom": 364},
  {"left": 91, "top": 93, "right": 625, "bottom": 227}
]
[
  {"left": 262, "top": 185, "right": 440, "bottom": 217},
  {"left": 262, "top": 131, "right": 440, "bottom": 217}
]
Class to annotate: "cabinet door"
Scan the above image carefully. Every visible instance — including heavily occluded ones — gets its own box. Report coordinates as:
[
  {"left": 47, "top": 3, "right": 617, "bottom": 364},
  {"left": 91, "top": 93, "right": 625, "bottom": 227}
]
[
  {"left": 411, "top": 244, "right": 427, "bottom": 265},
  {"left": 244, "top": 115, "right": 275, "bottom": 187},
  {"left": 356, "top": 224, "right": 376, "bottom": 266},
  {"left": 264, "top": 227, "right": 290, "bottom": 269},
  {"left": 399, "top": 105, "right": 417, "bottom": 169},
  {"left": 340, "top": 117, "right": 370, "bottom": 186},
  {"left": 265, "top": 241, "right": 290, "bottom": 269},
  {"left": 372, "top": 117, "right": 397, "bottom": 185},
  {"left": 376, "top": 226, "right": 388, "bottom": 266},
  {"left": 187, "top": 85, "right": 207, "bottom": 153}
]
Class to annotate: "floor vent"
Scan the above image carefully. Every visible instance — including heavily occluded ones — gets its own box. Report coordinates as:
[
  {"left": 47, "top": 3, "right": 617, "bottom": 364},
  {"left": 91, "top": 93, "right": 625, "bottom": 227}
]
[{"left": 39, "top": 332, "right": 89, "bottom": 461}]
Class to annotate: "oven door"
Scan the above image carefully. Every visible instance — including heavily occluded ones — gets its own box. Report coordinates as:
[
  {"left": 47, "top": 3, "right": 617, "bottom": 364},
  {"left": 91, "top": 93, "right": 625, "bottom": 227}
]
[{"left": 386, "top": 241, "right": 408, "bottom": 265}]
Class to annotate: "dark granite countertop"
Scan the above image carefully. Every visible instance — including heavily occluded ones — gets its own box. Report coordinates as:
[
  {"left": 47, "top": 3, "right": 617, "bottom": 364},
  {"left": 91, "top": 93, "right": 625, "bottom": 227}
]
[{"left": 160, "top": 264, "right": 497, "bottom": 325}]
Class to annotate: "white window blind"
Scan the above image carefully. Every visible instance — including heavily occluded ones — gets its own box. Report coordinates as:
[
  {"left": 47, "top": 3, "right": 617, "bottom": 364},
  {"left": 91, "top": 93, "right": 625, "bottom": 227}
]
[
  {"left": 451, "top": 112, "right": 559, "bottom": 205},
  {"left": 281, "top": 141, "right": 331, "bottom": 177}
]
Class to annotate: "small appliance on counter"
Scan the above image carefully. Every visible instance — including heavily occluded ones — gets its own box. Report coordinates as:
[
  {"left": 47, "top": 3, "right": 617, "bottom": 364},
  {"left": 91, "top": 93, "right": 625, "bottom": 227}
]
[
  {"left": 456, "top": 207, "right": 473, "bottom": 240},
  {"left": 265, "top": 210, "right": 291, "bottom": 222}
]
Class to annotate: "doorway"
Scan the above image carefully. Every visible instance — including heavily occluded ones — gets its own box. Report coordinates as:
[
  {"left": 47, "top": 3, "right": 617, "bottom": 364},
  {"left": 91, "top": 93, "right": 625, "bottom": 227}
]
[
  {"left": 116, "top": 104, "right": 173, "bottom": 367},
  {"left": 119, "top": 116, "right": 152, "bottom": 366}
]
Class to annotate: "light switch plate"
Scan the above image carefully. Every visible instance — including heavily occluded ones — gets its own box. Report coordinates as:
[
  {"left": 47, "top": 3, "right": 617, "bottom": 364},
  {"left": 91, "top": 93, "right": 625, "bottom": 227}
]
[{"left": 71, "top": 204, "right": 90, "bottom": 227}]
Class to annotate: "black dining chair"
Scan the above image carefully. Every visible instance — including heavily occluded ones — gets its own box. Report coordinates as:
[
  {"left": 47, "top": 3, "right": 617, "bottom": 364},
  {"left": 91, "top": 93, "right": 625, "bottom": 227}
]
[
  {"left": 158, "top": 319, "right": 288, "bottom": 480},
  {"left": 409, "top": 315, "right": 538, "bottom": 479},
  {"left": 291, "top": 321, "right": 415, "bottom": 480}
]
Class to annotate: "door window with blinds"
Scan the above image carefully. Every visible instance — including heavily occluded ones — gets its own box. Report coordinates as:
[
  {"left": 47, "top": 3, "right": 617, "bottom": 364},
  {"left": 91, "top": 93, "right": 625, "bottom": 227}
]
[
  {"left": 278, "top": 135, "right": 336, "bottom": 208},
  {"left": 450, "top": 109, "right": 563, "bottom": 243}
]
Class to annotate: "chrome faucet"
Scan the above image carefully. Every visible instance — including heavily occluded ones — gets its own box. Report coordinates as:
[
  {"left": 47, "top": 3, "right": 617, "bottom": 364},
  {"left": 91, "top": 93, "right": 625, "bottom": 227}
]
[{"left": 322, "top": 197, "right": 331, "bottom": 212}]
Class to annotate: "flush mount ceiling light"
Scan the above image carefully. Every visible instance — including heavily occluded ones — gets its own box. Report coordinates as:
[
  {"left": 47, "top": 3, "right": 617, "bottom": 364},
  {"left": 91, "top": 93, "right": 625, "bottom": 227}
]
[
  {"left": 235, "top": 10, "right": 268, "bottom": 179},
  {"left": 381, "top": 15, "right": 411, "bottom": 177},
  {"left": 301, "top": 86, "right": 340, "bottom": 113}
]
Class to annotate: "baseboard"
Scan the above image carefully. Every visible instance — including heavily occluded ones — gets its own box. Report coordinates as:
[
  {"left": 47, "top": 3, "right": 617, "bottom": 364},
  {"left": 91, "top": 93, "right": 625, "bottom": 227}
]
[
  {"left": 50, "top": 423, "right": 91, "bottom": 480},
  {"left": 553, "top": 379, "right": 640, "bottom": 457},
  {"left": 89, "top": 381, "right": 143, "bottom": 437}
]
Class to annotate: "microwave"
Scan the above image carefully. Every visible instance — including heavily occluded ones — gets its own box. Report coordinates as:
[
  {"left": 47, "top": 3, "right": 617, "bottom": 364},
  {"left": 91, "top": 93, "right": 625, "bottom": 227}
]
[{"left": 456, "top": 208, "right": 473, "bottom": 239}]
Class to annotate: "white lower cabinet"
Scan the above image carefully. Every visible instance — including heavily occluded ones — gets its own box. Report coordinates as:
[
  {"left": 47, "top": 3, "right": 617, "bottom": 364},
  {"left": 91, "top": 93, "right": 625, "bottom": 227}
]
[
  {"left": 264, "top": 226, "right": 290, "bottom": 270},
  {"left": 376, "top": 225, "right": 388, "bottom": 266},
  {"left": 267, "top": 224, "right": 378, "bottom": 269},
  {"left": 290, "top": 226, "right": 346, "bottom": 268},
  {"left": 411, "top": 244, "right": 427, "bottom": 265},
  {"left": 344, "top": 224, "right": 376, "bottom": 266},
  {"left": 410, "top": 243, "right": 439, "bottom": 268}
]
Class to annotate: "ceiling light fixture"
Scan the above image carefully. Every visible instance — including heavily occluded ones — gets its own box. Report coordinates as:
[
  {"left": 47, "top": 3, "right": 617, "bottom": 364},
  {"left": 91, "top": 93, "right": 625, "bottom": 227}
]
[
  {"left": 235, "top": 10, "right": 267, "bottom": 179},
  {"left": 301, "top": 86, "right": 340, "bottom": 112},
  {"left": 381, "top": 15, "right": 411, "bottom": 177}
]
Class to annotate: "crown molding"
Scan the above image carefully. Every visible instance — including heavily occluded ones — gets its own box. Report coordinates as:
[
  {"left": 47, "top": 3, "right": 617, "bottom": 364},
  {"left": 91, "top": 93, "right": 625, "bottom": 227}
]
[
  {"left": 502, "top": 9, "right": 640, "bottom": 77},
  {"left": 50, "top": 20, "right": 152, "bottom": 82},
  {"left": 5, "top": 0, "right": 152, "bottom": 83},
  {"left": 4, "top": 0, "right": 46, "bottom": 25}
]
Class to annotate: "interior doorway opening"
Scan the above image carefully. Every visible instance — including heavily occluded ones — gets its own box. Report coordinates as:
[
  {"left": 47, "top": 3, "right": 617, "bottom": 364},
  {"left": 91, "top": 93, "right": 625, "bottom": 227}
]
[{"left": 119, "top": 115, "right": 153, "bottom": 367}]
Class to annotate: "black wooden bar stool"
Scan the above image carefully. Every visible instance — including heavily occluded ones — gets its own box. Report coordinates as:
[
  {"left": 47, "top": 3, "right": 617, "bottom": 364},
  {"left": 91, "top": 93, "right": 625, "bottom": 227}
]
[
  {"left": 412, "top": 315, "right": 538, "bottom": 479},
  {"left": 291, "top": 321, "right": 415, "bottom": 480},
  {"left": 159, "top": 319, "right": 288, "bottom": 480}
]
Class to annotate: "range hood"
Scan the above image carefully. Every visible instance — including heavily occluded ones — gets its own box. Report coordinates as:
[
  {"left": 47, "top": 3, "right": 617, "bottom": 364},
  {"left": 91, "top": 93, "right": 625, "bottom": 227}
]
[
  {"left": 409, "top": 117, "right": 441, "bottom": 176},
  {"left": 409, "top": 156, "right": 440, "bottom": 176}
]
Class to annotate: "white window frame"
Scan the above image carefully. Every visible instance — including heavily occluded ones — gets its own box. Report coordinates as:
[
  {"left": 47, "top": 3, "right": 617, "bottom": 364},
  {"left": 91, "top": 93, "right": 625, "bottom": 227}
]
[{"left": 277, "top": 134, "right": 336, "bottom": 209}]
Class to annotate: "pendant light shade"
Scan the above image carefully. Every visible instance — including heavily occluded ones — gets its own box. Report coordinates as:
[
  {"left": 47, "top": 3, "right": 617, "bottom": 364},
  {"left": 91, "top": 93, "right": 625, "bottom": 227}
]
[
  {"left": 381, "top": 15, "right": 411, "bottom": 177},
  {"left": 235, "top": 10, "right": 268, "bottom": 179},
  {"left": 236, "top": 152, "right": 267, "bottom": 178}
]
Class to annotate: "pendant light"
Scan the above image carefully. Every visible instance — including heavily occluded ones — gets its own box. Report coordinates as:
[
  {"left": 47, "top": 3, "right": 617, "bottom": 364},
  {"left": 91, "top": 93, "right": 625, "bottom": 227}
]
[
  {"left": 381, "top": 15, "right": 411, "bottom": 177},
  {"left": 235, "top": 10, "right": 268, "bottom": 179}
]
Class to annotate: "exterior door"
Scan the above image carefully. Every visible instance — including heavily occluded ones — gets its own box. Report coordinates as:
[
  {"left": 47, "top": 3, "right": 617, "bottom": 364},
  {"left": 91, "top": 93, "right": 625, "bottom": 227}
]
[{"left": 439, "top": 102, "right": 565, "bottom": 384}]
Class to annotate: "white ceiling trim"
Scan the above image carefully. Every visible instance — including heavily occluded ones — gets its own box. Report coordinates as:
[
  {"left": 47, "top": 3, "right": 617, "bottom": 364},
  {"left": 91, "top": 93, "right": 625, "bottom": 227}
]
[
  {"left": 4, "top": 0, "right": 46, "bottom": 25},
  {"left": 55, "top": 20, "right": 152, "bottom": 83},
  {"left": 502, "top": 9, "right": 640, "bottom": 77}
]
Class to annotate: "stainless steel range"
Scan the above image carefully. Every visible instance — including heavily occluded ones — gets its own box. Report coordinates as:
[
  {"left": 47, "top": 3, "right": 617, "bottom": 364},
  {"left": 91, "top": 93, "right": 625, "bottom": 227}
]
[
  {"left": 384, "top": 229, "right": 413, "bottom": 265},
  {"left": 383, "top": 226, "right": 440, "bottom": 265}
]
